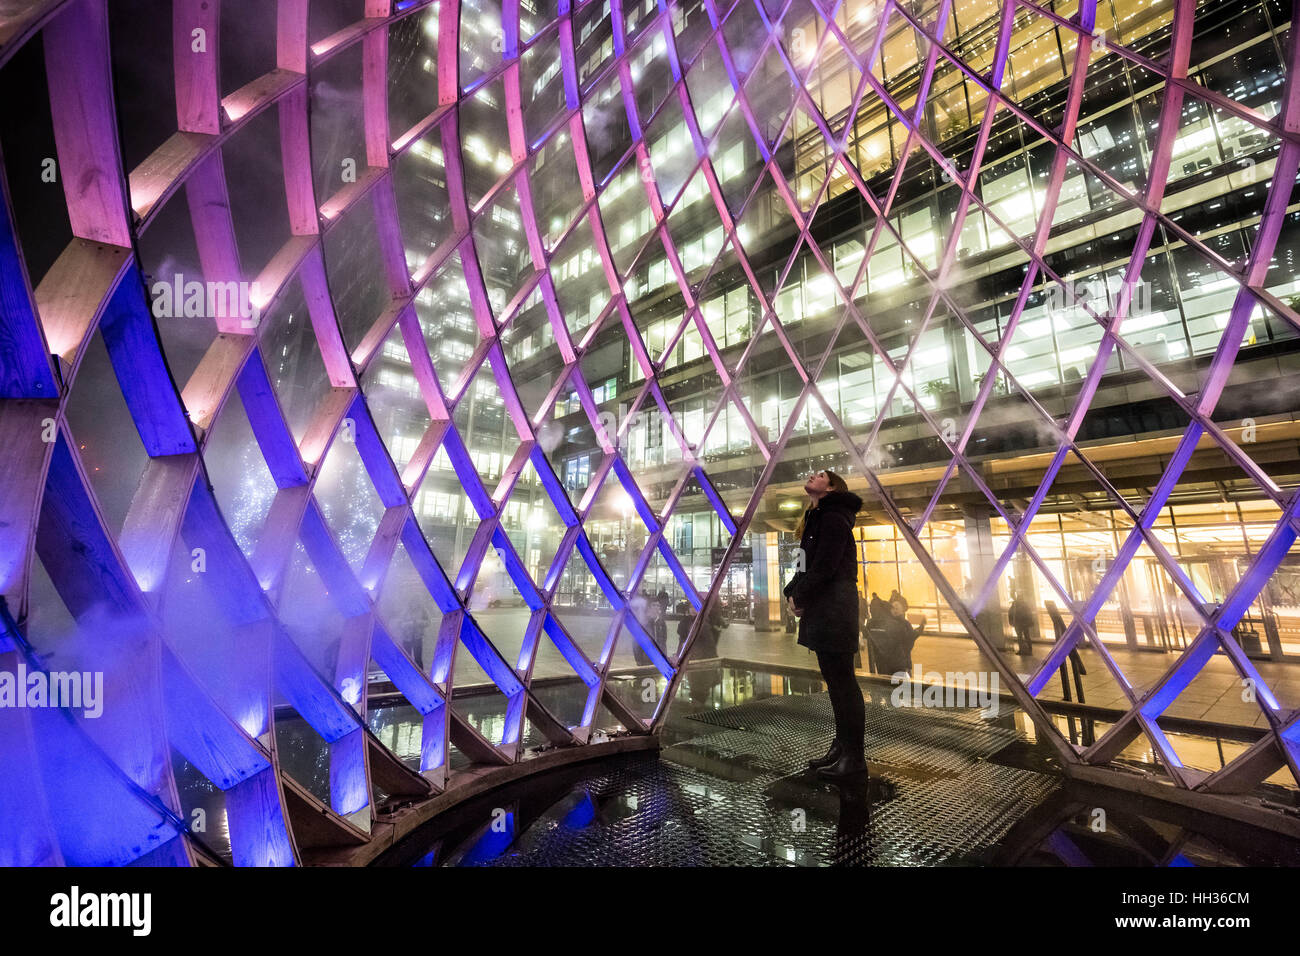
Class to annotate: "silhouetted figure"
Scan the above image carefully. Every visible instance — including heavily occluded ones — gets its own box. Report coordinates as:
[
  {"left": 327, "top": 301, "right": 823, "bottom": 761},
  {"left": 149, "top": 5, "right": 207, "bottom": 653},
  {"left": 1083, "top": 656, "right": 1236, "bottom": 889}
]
[
  {"left": 683, "top": 603, "right": 726, "bottom": 705},
  {"left": 783, "top": 469, "right": 867, "bottom": 781},
  {"left": 1008, "top": 591, "right": 1036, "bottom": 656},
  {"left": 628, "top": 594, "right": 652, "bottom": 667},
  {"left": 403, "top": 606, "right": 431, "bottom": 669},
  {"left": 680, "top": 602, "right": 725, "bottom": 660},
  {"left": 867, "top": 591, "right": 924, "bottom": 676},
  {"left": 637, "top": 598, "right": 667, "bottom": 666}
]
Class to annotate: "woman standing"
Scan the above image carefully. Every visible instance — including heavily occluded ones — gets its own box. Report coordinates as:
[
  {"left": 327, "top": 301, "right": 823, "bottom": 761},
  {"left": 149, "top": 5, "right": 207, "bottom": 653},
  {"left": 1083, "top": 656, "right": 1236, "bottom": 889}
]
[{"left": 783, "top": 470, "right": 867, "bottom": 780}]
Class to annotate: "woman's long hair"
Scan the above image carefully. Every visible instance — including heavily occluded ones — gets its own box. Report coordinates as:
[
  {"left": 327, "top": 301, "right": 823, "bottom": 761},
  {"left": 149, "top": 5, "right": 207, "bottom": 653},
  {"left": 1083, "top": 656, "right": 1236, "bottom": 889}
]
[{"left": 794, "top": 470, "right": 850, "bottom": 538}]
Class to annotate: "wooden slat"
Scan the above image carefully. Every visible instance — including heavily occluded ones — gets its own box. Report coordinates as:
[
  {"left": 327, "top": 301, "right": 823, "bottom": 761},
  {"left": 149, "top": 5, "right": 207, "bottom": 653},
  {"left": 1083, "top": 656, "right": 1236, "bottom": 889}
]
[
  {"left": 1198, "top": 734, "right": 1287, "bottom": 795},
  {"left": 160, "top": 646, "right": 272, "bottom": 788},
  {"left": 279, "top": 772, "right": 369, "bottom": 848},
  {"left": 400, "top": 418, "right": 449, "bottom": 492},
  {"left": 184, "top": 153, "right": 249, "bottom": 334},
  {"left": 118, "top": 454, "right": 200, "bottom": 594},
  {"left": 370, "top": 625, "right": 441, "bottom": 714},
  {"left": 0, "top": 0, "right": 63, "bottom": 64},
  {"left": 348, "top": 293, "right": 404, "bottom": 369},
  {"left": 296, "top": 499, "right": 370, "bottom": 616},
  {"left": 399, "top": 516, "right": 459, "bottom": 613},
  {"left": 366, "top": 732, "right": 434, "bottom": 798},
  {"left": 26, "top": 693, "right": 181, "bottom": 864},
  {"left": 334, "top": 612, "right": 372, "bottom": 707},
  {"left": 0, "top": 400, "right": 56, "bottom": 597},
  {"left": 318, "top": 165, "right": 387, "bottom": 224},
  {"left": 358, "top": 505, "right": 406, "bottom": 591},
  {"left": 273, "top": 630, "right": 361, "bottom": 743},
  {"left": 391, "top": 102, "right": 454, "bottom": 154},
  {"left": 524, "top": 691, "right": 579, "bottom": 746},
  {"left": 0, "top": 152, "right": 58, "bottom": 398},
  {"left": 253, "top": 235, "right": 317, "bottom": 320},
  {"left": 278, "top": 85, "right": 318, "bottom": 234},
  {"left": 235, "top": 351, "right": 309, "bottom": 487},
  {"left": 249, "top": 484, "right": 311, "bottom": 594},
  {"left": 221, "top": 67, "right": 303, "bottom": 124},
  {"left": 35, "top": 432, "right": 142, "bottom": 618},
  {"left": 179, "top": 477, "right": 276, "bottom": 626},
  {"left": 345, "top": 395, "right": 407, "bottom": 507},
  {"left": 329, "top": 726, "right": 368, "bottom": 816},
  {"left": 173, "top": 0, "right": 220, "bottom": 134},
  {"left": 42, "top": 0, "right": 131, "bottom": 246},
  {"left": 276, "top": 0, "right": 308, "bottom": 73},
  {"left": 181, "top": 333, "right": 256, "bottom": 435},
  {"left": 226, "top": 767, "right": 297, "bottom": 866},
  {"left": 601, "top": 681, "right": 652, "bottom": 734},
  {"left": 298, "top": 247, "right": 354, "bottom": 385},
  {"left": 0, "top": 651, "right": 63, "bottom": 865},
  {"left": 128, "top": 130, "right": 214, "bottom": 223},
  {"left": 33, "top": 238, "right": 128, "bottom": 362},
  {"left": 309, "top": 17, "right": 385, "bottom": 61},
  {"left": 362, "top": 27, "right": 389, "bottom": 169},
  {"left": 371, "top": 178, "right": 410, "bottom": 296},
  {"left": 298, "top": 386, "right": 357, "bottom": 466},
  {"left": 99, "top": 266, "right": 197, "bottom": 456}
]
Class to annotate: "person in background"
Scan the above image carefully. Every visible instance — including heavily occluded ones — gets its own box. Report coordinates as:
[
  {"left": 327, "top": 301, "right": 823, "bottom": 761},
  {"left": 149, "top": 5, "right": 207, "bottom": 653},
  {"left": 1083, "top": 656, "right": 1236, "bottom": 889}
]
[
  {"left": 856, "top": 592, "right": 871, "bottom": 671},
  {"left": 783, "top": 469, "right": 868, "bottom": 780},
  {"left": 864, "top": 592, "right": 890, "bottom": 674},
  {"left": 1007, "top": 590, "right": 1037, "bottom": 656},
  {"left": 869, "top": 591, "right": 891, "bottom": 621},
  {"left": 402, "top": 606, "right": 430, "bottom": 670},
  {"left": 629, "top": 593, "right": 652, "bottom": 666},
  {"left": 683, "top": 601, "right": 727, "bottom": 707},
  {"left": 673, "top": 598, "right": 691, "bottom": 658},
  {"left": 678, "top": 600, "right": 726, "bottom": 660},
  {"left": 869, "top": 591, "right": 925, "bottom": 677},
  {"left": 645, "top": 597, "right": 668, "bottom": 665}
]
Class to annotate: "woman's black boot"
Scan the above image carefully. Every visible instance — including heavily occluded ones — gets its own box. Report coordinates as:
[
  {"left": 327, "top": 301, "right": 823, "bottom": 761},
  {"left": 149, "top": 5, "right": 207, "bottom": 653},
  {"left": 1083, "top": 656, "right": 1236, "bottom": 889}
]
[
  {"left": 808, "top": 739, "right": 842, "bottom": 769},
  {"left": 817, "top": 748, "right": 867, "bottom": 780}
]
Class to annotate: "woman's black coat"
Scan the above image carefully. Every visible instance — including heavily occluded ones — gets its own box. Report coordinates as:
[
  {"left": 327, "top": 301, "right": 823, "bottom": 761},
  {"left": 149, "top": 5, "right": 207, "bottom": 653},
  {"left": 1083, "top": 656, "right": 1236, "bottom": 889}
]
[{"left": 783, "top": 490, "right": 864, "bottom": 654}]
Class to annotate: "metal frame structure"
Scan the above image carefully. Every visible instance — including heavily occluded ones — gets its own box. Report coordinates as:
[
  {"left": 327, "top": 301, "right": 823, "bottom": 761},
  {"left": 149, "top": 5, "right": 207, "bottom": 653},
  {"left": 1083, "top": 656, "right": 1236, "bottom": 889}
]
[{"left": 0, "top": 0, "right": 1298, "bottom": 865}]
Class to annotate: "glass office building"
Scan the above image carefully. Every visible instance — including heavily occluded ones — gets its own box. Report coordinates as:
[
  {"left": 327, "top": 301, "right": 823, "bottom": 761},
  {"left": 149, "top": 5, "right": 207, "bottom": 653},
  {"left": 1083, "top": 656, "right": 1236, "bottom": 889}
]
[{"left": 0, "top": 0, "right": 1298, "bottom": 865}]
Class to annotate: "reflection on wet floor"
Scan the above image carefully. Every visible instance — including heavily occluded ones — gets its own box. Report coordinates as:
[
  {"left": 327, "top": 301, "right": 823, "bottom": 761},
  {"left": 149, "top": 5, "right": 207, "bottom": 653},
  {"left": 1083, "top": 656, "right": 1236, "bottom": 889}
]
[{"left": 371, "top": 665, "right": 1300, "bottom": 867}]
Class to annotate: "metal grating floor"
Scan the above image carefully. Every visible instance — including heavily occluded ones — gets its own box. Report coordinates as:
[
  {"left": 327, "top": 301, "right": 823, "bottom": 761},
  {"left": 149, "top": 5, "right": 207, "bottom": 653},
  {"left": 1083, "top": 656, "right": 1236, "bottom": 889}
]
[
  {"left": 680, "top": 689, "right": 1023, "bottom": 774},
  {"left": 456, "top": 692, "right": 1060, "bottom": 866}
]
